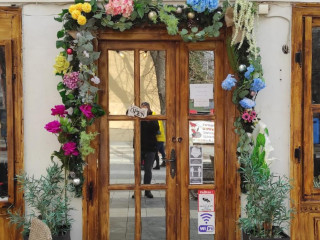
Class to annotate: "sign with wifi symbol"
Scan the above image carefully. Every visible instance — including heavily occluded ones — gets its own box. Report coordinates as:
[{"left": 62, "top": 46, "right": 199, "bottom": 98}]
[
  {"left": 198, "top": 212, "right": 215, "bottom": 234},
  {"left": 200, "top": 213, "right": 213, "bottom": 224}
]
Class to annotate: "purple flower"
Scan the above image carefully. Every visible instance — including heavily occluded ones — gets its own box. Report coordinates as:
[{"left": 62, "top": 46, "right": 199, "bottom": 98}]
[
  {"left": 222, "top": 74, "right": 237, "bottom": 90},
  {"left": 51, "top": 105, "right": 68, "bottom": 117},
  {"left": 250, "top": 78, "right": 266, "bottom": 92},
  {"left": 239, "top": 98, "right": 256, "bottom": 109},
  {"left": 44, "top": 120, "right": 61, "bottom": 133},
  {"left": 63, "top": 72, "right": 80, "bottom": 90},
  {"left": 62, "top": 142, "right": 79, "bottom": 156},
  {"left": 80, "top": 104, "right": 94, "bottom": 119}
]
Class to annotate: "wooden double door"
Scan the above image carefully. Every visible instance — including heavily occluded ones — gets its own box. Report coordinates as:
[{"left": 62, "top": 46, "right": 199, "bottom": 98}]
[{"left": 84, "top": 32, "right": 239, "bottom": 240}]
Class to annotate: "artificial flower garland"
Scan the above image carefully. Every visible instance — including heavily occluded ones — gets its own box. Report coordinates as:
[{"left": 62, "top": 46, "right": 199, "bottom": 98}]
[{"left": 48, "top": 0, "right": 265, "bottom": 195}]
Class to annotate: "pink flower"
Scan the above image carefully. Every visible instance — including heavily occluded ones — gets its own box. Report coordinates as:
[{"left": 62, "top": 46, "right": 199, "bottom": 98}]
[
  {"left": 44, "top": 120, "right": 61, "bottom": 133},
  {"left": 105, "top": 0, "right": 133, "bottom": 18},
  {"left": 242, "top": 112, "right": 251, "bottom": 122},
  {"left": 51, "top": 105, "right": 68, "bottom": 117},
  {"left": 62, "top": 142, "right": 79, "bottom": 156},
  {"left": 250, "top": 110, "right": 257, "bottom": 118},
  {"left": 63, "top": 72, "right": 80, "bottom": 90},
  {"left": 80, "top": 104, "right": 94, "bottom": 119}
]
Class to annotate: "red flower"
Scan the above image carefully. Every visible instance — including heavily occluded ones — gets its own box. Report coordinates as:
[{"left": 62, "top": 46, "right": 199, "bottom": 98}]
[
  {"left": 80, "top": 104, "right": 94, "bottom": 119},
  {"left": 44, "top": 120, "right": 61, "bottom": 133},
  {"left": 242, "top": 112, "right": 252, "bottom": 122},
  {"left": 62, "top": 142, "right": 79, "bottom": 156},
  {"left": 51, "top": 105, "right": 68, "bottom": 117}
]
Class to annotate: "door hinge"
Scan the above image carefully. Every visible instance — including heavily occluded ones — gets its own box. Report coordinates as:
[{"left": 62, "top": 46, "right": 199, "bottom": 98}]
[
  {"left": 294, "top": 146, "right": 301, "bottom": 163},
  {"left": 295, "top": 51, "right": 302, "bottom": 68},
  {"left": 88, "top": 181, "right": 93, "bottom": 202}
]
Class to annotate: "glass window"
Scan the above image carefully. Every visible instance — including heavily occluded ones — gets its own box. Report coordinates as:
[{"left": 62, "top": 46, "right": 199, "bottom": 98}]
[
  {"left": 189, "top": 51, "right": 214, "bottom": 115},
  {"left": 312, "top": 27, "right": 320, "bottom": 104}
]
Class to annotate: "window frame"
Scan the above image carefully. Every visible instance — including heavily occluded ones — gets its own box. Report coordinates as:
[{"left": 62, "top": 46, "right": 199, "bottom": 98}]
[{"left": 0, "top": 40, "right": 14, "bottom": 206}]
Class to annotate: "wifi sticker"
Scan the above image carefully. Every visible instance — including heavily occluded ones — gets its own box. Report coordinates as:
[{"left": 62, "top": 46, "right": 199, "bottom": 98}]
[{"left": 198, "top": 212, "right": 215, "bottom": 234}]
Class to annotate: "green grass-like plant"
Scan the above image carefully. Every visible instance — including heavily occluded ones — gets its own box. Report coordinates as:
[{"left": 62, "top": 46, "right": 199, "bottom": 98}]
[{"left": 8, "top": 163, "right": 73, "bottom": 237}]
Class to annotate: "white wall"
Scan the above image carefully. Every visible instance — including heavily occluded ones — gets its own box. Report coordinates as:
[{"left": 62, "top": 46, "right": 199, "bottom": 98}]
[{"left": 22, "top": 4, "right": 82, "bottom": 240}]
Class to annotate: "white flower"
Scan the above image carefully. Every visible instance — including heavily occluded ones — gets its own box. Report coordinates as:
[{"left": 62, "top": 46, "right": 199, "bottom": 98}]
[
  {"left": 90, "top": 76, "right": 100, "bottom": 84},
  {"left": 83, "top": 50, "right": 89, "bottom": 58}
]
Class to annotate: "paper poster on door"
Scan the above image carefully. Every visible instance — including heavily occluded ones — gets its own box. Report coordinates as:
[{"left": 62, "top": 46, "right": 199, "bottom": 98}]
[
  {"left": 198, "top": 190, "right": 215, "bottom": 234},
  {"left": 198, "top": 190, "right": 215, "bottom": 212},
  {"left": 189, "top": 146, "right": 203, "bottom": 184}
]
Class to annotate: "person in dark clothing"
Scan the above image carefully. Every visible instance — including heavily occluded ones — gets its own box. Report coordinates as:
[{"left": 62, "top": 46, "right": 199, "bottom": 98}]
[{"left": 140, "top": 102, "right": 159, "bottom": 198}]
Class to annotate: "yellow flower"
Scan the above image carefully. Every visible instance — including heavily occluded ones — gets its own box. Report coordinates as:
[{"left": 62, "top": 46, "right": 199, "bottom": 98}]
[
  {"left": 53, "top": 53, "right": 70, "bottom": 74},
  {"left": 71, "top": 10, "right": 81, "bottom": 20},
  {"left": 77, "top": 15, "right": 87, "bottom": 25},
  {"left": 68, "top": 4, "right": 76, "bottom": 14},
  {"left": 82, "top": 3, "right": 92, "bottom": 13},
  {"left": 75, "top": 3, "right": 83, "bottom": 11}
]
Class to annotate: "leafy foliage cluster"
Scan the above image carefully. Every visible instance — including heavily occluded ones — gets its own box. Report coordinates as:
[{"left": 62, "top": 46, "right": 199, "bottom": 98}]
[
  {"left": 8, "top": 163, "right": 72, "bottom": 237},
  {"left": 239, "top": 133, "right": 292, "bottom": 238}
]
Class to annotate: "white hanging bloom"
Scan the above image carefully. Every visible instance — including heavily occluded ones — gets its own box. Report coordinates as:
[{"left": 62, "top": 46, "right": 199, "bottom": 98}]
[
  {"left": 90, "top": 76, "right": 100, "bottom": 84},
  {"left": 83, "top": 50, "right": 89, "bottom": 58}
]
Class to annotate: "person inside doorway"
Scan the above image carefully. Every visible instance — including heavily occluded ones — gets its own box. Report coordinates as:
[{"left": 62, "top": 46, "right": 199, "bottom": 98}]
[
  {"left": 152, "top": 112, "right": 166, "bottom": 170},
  {"left": 140, "top": 102, "right": 159, "bottom": 198}
]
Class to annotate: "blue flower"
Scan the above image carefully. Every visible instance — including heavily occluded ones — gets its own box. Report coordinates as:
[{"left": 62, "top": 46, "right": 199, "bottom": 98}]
[
  {"left": 247, "top": 64, "right": 255, "bottom": 73},
  {"left": 244, "top": 70, "right": 251, "bottom": 79},
  {"left": 239, "top": 97, "right": 256, "bottom": 109},
  {"left": 187, "top": 0, "right": 219, "bottom": 13},
  {"left": 221, "top": 74, "right": 237, "bottom": 90},
  {"left": 250, "top": 78, "right": 266, "bottom": 92}
]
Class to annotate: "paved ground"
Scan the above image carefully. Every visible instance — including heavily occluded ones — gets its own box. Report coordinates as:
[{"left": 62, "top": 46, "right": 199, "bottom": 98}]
[{"left": 109, "top": 142, "right": 214, "bottom": 239}]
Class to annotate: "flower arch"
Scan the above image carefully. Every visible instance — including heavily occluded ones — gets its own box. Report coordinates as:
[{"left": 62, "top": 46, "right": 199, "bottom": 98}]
[{"left": 49, "top": 0, "right": 267, "bottom": 196}]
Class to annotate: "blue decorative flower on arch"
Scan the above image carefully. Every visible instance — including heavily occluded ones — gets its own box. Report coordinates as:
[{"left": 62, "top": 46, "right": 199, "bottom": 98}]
[{"left": 187, "top": 0, "right": 219, "bottom": 13}]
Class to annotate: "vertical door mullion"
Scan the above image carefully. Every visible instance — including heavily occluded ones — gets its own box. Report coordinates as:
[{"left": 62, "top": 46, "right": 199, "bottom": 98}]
[
  {"left": 303, "top": 16, "right": 314, "bottom": 196},
  {"left": 134, "top": 49, "right": 142, "bottom": 240},
  {"left": 179, "top": 42, "right": 190, "bottom": 240}
]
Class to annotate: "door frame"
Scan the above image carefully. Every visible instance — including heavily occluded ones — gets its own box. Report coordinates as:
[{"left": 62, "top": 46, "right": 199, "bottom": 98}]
[
  {"left": 291, "top": 4, "right": 320, "bottom": 240},
  {"left": 82, "top": 27, "right": 240, "bottom": 240}
]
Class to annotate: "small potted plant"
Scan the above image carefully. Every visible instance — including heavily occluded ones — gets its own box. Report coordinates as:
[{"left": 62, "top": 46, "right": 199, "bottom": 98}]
[
  {"left": 8, "top": 162, "right": 73, "bottom": 240},
  {"left": 239, "top": 133, "right": 292, "bottom": 239}
]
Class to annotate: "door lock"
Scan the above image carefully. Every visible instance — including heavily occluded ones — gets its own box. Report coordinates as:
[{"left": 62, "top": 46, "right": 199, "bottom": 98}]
[{"left": 164, "top": 149, "right": 176, "bottom": 178}]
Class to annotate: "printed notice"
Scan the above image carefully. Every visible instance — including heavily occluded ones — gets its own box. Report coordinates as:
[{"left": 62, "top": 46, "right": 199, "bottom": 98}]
[
  {"left": 126, "top": 105, "right": 148, "bottom": 118},
  {"left": 198, "top": 190, "right": 215, "bottom": 234},
  {"left": 189, "top": 146, "right": 203, "bottom": 184}
]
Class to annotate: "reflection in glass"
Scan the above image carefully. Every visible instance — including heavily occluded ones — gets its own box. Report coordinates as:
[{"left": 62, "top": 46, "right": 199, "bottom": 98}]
[
  {"left": 312, "top": 27, "right": 320, "bottom": 104},
  {"left": 141, "top": 190, "right": 166, "bottom": 240},
  {"left": 0, "top": 46, "right": 8, "bottom": 201},
  {"left": 189, "top": 190, "right": 215, "bottom": 240},
  {"left": 109, "top": 121, "right": 134, "bottom": 184},
  {"left": 314, "top": 114, "right": 320, "bottom": 188},
  {"left": 108, "top": 50, "right": 134, "bottom": 115},
  {"left": 189, "top": 121, "right": 214, "bottom": 185},
  {"left": 189, "top": 51, "right": 214, "bottom": 115},
  {"left": 140, "top": 51, "right": 166, "bottom": 115},
  {"left": 141, "top": 120, "right": 166, "bottom": 185},
  {"left": 109, "top": 190, "right": 135, "bottom": 240}
]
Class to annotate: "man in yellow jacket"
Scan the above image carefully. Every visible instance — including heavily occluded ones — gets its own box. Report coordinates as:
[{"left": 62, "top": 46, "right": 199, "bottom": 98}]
[{"left": 152, "top": 112, "right": 166, "bottom": 169}]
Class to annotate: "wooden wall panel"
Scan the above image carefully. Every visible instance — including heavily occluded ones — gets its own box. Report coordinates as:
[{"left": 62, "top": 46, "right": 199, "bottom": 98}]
[{"left": 0, "top": 7, "right": 23, "bottom": 240}]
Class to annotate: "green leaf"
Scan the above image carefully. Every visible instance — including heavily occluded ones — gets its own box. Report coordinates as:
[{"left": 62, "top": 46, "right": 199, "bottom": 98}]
[
  {"left": 57, "top": 30, "right": 65, "bottom": 39},
  {"left": 67, "top": 94, "right": 75, "bottom": 100},
  {"left": 191, "top": 27, "right": 198, "bottom": 33},
  {"left": 137, "top": 8, "right": 145, "bottom": 18},
  {"left": 130, "top": 11, "right": 138, "bottom": 20},
  {"left": 56, "top": 40, "right": 66, "bottom": 49},
  {"left": 75, "top": 0, "right": 84, "bottom": 3},
  {"left": 239, "top": 90, "right": 249, "bottom": 99},
  {"left": 54, "top": 17, "right": 63, "bottom": 23},
  {"left": 180, "top": 29, "right": 188, "bottom": 35},
  {"left": 93, "top": 12, "right": 103, "bottom": 19},
  {"left": 256, "top": 133, "right": 266, "bottom": 147},
  {"left": 57, "top": 82, "right": 65, "bottom": 91}
]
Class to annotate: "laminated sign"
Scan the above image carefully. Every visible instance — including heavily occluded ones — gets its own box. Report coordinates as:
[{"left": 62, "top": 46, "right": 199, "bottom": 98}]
[
  {"left": 126, "top": 105, "right": 148, "bottom": 118},
  {"left": 198, "top": 190, "right": 215, "bottom": 234}
]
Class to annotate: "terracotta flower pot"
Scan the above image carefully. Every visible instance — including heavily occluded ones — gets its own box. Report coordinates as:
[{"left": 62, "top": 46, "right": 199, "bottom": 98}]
[{"left": 242, "top": 231, "right": 290, "bottom": 240}]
